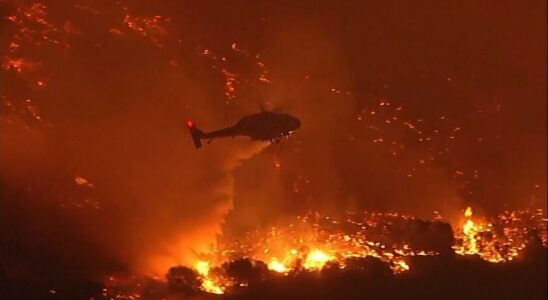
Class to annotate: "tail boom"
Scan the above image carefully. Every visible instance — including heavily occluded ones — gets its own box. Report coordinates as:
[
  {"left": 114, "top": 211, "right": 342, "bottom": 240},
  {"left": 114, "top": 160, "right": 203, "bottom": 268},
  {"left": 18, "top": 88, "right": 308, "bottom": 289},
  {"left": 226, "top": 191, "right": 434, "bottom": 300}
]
[{"left": 186, "top": 120, "right": 240, "bottom": 149}]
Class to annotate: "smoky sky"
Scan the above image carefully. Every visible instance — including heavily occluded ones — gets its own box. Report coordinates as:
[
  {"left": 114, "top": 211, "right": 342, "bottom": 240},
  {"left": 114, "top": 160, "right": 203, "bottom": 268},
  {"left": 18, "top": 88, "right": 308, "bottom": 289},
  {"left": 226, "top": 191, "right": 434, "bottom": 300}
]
[{"left": 1, "top": 0, "right": 546, "bottom": 280}]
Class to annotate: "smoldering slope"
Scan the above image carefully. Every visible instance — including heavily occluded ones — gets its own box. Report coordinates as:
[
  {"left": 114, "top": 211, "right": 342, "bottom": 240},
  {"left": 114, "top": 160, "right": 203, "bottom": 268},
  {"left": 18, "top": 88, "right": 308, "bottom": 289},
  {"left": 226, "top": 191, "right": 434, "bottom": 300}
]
[{"left": 1, "top": 0, "right": 546, "bottom": 284}]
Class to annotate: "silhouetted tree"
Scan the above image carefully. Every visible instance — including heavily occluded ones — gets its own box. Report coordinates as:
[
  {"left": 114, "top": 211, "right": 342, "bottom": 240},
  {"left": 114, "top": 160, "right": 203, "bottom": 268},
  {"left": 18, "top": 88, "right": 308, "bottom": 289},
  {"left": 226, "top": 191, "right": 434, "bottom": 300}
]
[
  {"left": 408, "top": 220, "right": 454, "bottom": 256},
  {"left": 345, "top": 256, "right": 392, "bottom": 277},
  {"left": 165, "top": 265, "right": 201, "bottom": 294},
  {"left": 223, "top": 258, "right": 269, "bottom": 287}
]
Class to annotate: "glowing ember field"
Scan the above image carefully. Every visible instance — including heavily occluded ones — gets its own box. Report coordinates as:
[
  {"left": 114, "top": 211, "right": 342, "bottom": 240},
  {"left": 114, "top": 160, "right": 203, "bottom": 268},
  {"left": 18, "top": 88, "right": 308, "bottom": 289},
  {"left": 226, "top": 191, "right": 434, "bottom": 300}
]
[{"left": 100, "top": 207, "right": 547, "bottom": 296}]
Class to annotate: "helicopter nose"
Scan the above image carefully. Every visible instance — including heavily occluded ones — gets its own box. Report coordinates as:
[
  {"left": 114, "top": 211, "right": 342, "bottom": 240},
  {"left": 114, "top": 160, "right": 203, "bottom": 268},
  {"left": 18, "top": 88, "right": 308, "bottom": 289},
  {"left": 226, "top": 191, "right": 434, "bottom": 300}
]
[{"left": 291, "top": 117, "right": 301, "bottom": 130}]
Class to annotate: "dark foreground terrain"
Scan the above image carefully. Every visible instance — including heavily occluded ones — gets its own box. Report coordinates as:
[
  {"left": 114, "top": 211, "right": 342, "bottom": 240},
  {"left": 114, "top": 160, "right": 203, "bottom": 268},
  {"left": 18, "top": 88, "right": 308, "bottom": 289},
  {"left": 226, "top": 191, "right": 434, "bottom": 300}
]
[{"left": 2, "top": 245, "right": 546, "bottom": 300}]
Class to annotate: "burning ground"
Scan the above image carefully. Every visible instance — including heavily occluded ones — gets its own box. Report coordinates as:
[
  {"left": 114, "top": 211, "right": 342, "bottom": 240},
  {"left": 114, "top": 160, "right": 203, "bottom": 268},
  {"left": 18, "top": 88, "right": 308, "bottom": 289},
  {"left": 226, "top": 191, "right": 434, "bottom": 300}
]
[
  {"left": 9, "top": 207, "right": 546, "bottom": 299},
  {"left": 1, "top": 0, "right": 547, "bottom": 299},
  {"left": 94, "top": 207, "right": 546, "bottom": 299}
]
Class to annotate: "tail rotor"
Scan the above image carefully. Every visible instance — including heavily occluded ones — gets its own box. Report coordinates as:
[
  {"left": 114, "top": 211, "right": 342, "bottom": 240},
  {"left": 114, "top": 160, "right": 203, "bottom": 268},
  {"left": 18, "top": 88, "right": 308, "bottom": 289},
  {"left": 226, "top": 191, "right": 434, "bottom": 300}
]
[{"left": 186, "top": 120, "right": 204, "bottom": 149}]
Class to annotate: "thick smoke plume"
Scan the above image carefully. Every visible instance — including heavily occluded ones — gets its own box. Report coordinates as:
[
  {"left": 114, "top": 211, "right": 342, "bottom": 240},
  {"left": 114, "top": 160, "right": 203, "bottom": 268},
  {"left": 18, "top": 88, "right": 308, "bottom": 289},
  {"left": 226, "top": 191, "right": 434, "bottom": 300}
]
[{"left": 0, "top": 0, "right": 270, "bottom": 279}]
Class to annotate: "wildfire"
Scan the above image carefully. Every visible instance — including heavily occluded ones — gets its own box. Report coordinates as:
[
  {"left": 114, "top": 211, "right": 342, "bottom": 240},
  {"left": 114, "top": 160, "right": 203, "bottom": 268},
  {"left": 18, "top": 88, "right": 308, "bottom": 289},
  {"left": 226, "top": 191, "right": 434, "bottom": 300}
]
[
  {"left": 455, "top": 207, "right": 481, "bottom": 255},
  {"left": 267, "top": 258, "right": 289, "bottom": 273},
  {"left": 171, "top": 207, "right": 546, "bottom": 295},
  {"left": 217, "top": 211, "right": 439, "bottom": 277},
  {"left": 173, "top": 210, "right": 443, "bottom": 295},
  {"left": 453, "top": 207, "right": 547, "bottom": 263},
  {"left": 303, "top": 249, "right": 332, "bottom": 269},
  {"left": 2, "top": 4, "right": 545, "bottom": 299},
  {"left": 194, "top": 261, "right": 224, "bottom": 294}
]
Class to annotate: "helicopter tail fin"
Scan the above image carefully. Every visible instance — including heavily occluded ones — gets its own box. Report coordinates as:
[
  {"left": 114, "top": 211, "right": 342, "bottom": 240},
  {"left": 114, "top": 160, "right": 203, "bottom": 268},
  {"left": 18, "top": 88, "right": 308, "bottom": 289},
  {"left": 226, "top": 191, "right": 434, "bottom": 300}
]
[{"left": 186, "top": 120, "right": 204, "bottom": 149}]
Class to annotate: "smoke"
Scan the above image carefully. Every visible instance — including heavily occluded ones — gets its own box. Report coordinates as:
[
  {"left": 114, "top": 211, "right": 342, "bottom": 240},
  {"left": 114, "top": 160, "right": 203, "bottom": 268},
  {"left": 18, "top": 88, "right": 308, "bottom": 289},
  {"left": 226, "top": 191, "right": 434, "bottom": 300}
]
[
  {"left": 224, "top": 10, "right": 467, "bottom": 235},
  {"left": 0, "top": 0, "right": 271, "bottom": 279},
  {"left": 225, "top": 0, "right": 546, "bottom": 234}
]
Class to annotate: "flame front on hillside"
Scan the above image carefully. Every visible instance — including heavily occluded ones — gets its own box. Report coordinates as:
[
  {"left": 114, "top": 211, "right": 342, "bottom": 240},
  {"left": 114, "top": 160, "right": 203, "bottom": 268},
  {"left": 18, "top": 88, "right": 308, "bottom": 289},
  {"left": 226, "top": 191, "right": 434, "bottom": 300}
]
[
  {"left": 101, "top": 207, "right": 546, "bottom": 298},
  {"left": 163, "top": 207, "right": 546, "bottom": 295}
]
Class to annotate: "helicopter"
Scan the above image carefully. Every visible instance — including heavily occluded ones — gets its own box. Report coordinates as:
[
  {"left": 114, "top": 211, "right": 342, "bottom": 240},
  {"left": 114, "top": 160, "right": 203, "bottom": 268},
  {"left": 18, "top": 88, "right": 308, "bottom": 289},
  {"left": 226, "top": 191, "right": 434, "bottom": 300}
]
[{"left": 186, "top": 110, "right": 301, "bottom": 149}]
